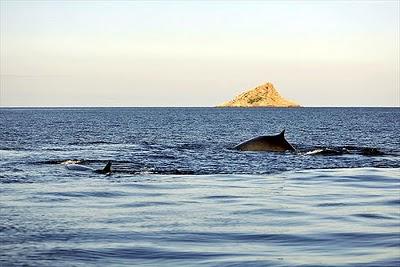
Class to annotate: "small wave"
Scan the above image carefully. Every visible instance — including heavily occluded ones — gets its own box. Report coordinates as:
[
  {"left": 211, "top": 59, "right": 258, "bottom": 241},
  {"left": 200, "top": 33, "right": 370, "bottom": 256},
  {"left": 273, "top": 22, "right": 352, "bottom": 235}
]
[
  {"left": 118, "top": 201, "right": 177, "bottom": 208},
  {"left": 316, "top": 202, "right": 351, "bottom": 207},
  {"left": 39, "top": 247, "right": 235, "bottom": 260},
  {"left": 177, "top": 143, "right": 207, "bottom": 150},
  {"left": 0, "top": 147, "right": 18, "bottom": 151},
  {"left": 0, "top": 147, "right": 32, "bottom": 151},
  {"left": 41, "top": 147, "right": 65, "bottom": 151},
  {"left": 232, "top": 208, "right": 305, "bottom": 217},
  {"left": 60, "top": 159, "right": 84, "bottom": 165},
  {"left": 0, "top": 178, "right": 35, "bottom": 184},
  {"left": 39, "top": 191, "right": 130, "bottom": 198},
  {"left": 201, "top": 195, "right": 247, "bottom": 200},
  {"left": 159, "top": 231, "right": 325, "bottom": 245},
  {"left": 384, "top": 199, "right": 400, "bottom": 205},
  {"left": 34, "top": 159, "right": 131, "bottom": 165},
  {"left": 35, "top": 159, "right": 86, "bottom": 165},
  {"left": 152, "top": 169, "right": 196, "bottom": 175},
  {"left": 353, "top": 213, "right": 395, "bottom": 220},
  {"left": 323, "top": 232, "right": 398, "bottom": 247},
  {"left": 148, "top": 154, "right": 177, "bottom": 160},
  {"left": 68, "top": 141, "right": 117, "bottom": 145}
]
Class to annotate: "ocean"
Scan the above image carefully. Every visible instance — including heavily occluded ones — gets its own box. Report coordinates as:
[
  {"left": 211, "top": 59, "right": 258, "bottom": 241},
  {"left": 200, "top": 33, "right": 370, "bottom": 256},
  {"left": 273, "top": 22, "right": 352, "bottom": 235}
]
[{"left": 1, "top": 107, "right": 399, "bottom": 266}]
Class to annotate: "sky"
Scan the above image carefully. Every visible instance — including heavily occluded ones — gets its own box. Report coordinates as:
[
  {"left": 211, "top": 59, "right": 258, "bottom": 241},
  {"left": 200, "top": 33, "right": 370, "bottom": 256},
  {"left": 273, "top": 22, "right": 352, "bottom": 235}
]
[{"left": 0, "top": 0, "right": 399, "bottom": 107}]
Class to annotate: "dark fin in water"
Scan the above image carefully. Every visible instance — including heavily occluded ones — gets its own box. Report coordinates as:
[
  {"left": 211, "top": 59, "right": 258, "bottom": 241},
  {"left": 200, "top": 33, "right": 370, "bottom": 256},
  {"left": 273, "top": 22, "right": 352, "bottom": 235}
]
[
  {"left": 103, "top": 161, "right": 112, "bottom": 173},
  {"left": 279, "top": 129, "right": 285, "bottom": 137}
]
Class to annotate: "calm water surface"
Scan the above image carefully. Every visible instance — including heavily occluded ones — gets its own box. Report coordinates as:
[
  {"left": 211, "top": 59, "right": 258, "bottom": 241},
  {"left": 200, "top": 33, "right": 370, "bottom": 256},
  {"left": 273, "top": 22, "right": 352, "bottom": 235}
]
[{"left": 1, "top": 108, "right": 399, "bottom": 266}]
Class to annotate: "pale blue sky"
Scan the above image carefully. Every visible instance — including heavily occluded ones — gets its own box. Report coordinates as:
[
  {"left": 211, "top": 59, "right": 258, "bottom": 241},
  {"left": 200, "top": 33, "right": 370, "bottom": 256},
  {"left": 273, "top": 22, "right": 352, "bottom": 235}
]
[{"left": 0, "top": 0, "right": 399, "bottom": 106}]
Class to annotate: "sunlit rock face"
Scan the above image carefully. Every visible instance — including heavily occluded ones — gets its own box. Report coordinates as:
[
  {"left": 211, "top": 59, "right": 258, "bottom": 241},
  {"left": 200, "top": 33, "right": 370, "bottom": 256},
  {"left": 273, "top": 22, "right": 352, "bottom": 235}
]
[{"left": 218, "top": 82, "right": 300, "bottom": 107}]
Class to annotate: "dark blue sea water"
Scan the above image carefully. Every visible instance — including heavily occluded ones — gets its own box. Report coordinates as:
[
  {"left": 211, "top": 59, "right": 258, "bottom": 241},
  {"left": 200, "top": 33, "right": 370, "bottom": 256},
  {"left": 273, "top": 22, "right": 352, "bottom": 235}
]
[{"left": 1, "top": 107, "right": 399, "bottom": 266}]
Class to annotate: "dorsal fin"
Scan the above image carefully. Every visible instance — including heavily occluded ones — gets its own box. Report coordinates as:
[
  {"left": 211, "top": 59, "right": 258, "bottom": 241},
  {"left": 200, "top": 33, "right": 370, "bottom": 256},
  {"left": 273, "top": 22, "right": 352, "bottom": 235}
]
[
  {"left": 278, "top": 129, "right": 285, "bottom": 137},
  {"left": 103, "top": 161, "right": 112, "bottom": 173}
]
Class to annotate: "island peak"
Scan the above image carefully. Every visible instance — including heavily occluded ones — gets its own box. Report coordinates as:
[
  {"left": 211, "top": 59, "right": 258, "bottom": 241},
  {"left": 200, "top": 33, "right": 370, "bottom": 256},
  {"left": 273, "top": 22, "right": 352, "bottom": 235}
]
[{"left": 218, "top": 82, "right": 300, "bottom": 108}]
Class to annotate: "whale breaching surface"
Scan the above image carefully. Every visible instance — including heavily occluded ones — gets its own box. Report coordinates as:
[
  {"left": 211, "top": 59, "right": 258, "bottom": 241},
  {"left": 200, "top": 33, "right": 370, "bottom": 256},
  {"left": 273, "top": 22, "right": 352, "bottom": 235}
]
[{"left": 234, "top": 130, "right": 295, "bottom": 152}]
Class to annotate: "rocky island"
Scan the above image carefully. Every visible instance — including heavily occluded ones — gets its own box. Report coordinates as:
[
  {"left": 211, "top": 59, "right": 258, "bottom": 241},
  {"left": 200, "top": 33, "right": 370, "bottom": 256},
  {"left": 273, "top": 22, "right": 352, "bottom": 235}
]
[{"left": 218, "top": 82, "right": 300, "bottom": 107}]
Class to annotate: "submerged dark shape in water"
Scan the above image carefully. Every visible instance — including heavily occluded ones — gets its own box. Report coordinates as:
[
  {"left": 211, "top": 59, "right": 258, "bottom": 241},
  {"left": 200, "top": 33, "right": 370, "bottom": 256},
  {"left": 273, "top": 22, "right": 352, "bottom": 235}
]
[
  {"left": 65, "top": 161, "right": 112, "bottom": 174},
  {"left": 307, "top": 147, "right": 385, "bottom": 156},
  {"left": 234, "top": 130, "right": 295, "bottom": 152},
  {"left": 360, "top": 147, "right": 385, "bottom": 156},
  {"left": 306, "top": 148, "right": 351, "bottom": 156}
]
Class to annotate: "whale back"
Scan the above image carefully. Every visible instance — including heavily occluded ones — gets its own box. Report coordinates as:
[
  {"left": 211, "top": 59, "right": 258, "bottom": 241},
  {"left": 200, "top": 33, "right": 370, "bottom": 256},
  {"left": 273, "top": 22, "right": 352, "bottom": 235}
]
[
  {"left": 234, "top": 130, "right": 295, "bottom": 152},
  {"left": 65, "top": 164, "right": 93, "bottom": 171},
  {"left": 66, "top": 161, "right": 112, "bottom": 174}
]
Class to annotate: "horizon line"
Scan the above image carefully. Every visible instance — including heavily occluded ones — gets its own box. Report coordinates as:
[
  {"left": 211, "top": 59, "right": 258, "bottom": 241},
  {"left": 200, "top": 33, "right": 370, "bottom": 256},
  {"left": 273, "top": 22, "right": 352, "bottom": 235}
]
[{"left": 0, "top": 106, "right": 399, "bottom": 108}]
